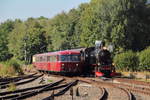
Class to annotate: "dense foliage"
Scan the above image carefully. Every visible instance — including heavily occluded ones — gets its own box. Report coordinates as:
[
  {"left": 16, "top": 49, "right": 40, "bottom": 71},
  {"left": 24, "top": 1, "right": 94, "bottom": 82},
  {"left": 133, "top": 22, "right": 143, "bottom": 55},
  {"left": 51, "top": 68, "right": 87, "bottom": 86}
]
[
  {"left": 0, "top": 20, "right": 14, "bottom": 61},
  {"left": 114, "top": 47, "right": 150, "bottom": 71},
  {"left": 0, "top": 0, "right": 150, "bottom": 65},
  {"left": 113, "top": 51, "right": 139, "bottom": 71},
  {"left": 139, "top": 47, "right": 150, "bottom": 70}
]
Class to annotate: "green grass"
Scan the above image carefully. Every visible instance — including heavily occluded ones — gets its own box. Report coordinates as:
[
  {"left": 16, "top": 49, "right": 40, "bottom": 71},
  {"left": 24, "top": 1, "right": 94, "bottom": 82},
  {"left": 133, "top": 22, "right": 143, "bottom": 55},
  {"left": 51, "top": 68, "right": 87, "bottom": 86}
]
[
  {"left": 117, "top": 70, "right": 150, "bottom": 82},
  {"left": 7, "top": 83, "right": 17, "bottom": 91},
  {"left": 47, "top": 80, "right": 53, "bottom": 83},
  {"left": 135, "top": 78, "right": 150, "bottom": 82}
]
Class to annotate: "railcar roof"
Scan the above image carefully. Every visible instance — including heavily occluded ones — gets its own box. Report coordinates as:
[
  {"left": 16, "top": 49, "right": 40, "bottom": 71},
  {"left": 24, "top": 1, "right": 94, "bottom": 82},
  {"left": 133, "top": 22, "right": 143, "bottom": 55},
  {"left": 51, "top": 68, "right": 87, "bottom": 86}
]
[{"left": 33, "top": 49, "right": 83, "bottom": 57}]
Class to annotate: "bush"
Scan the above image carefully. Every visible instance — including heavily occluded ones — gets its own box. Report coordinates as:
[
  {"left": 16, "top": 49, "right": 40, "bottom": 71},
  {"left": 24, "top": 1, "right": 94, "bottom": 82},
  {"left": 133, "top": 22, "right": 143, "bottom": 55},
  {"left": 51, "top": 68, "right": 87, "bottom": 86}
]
[
  {"left": 0, "top": 58, "right": 23, "bottom": 77},
  {"left": 113, "top": 51, "right": 139, "bottom": 71},
  {"left": 0, "top": 64, "right": 16, "bottom": 77},
  {"left": 7, "top": 59, "right": 23, "bottom": 74},
  {"left": 139, "top": 47, "right": 150, "bottom": 71}
]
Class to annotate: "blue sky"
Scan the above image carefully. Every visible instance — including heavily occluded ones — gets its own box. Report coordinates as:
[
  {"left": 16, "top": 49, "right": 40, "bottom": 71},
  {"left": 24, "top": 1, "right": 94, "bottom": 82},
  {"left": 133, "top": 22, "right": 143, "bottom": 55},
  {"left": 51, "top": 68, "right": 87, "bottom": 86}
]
[{"left": 0, "top": 0, "right": 90, "bottom": 23}]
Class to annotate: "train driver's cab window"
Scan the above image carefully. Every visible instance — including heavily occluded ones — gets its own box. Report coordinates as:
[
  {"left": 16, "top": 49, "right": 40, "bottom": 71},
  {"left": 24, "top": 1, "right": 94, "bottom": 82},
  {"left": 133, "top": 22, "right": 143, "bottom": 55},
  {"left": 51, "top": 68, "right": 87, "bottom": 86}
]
[{"left": 33, "top": 56, "right": 36, "bottom": 62}]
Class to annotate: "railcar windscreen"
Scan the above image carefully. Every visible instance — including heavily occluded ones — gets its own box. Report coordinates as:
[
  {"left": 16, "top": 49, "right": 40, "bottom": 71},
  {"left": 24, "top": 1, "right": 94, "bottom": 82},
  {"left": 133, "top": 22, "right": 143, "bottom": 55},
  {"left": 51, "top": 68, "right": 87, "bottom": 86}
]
[{"left": 32, "top": 56, "right": 36, "bottom": 62}]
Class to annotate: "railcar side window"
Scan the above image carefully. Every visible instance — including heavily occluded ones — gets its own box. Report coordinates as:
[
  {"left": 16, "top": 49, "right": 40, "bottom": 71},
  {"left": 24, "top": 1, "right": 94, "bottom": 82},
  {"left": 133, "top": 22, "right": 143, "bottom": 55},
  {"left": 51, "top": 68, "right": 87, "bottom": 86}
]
[
  {"left": 36, "top": 56, "right": 46, "bottom": 62},
  {"left": 71, "top": 55, "right": 81, "bottom": 61},
  {"left": 60, "top": 55, "right": 68, "bottom": 61},
  {"left": 49, "top": 55, "right": 57, "bottom": 62},
  {"left": 43, "top": 56, "right": 47, "bottom": 62},
  {"left": 37, "top": 57, "right": 39, "bottom": 62},
  {"left": 47, "top": 56, "right": 50, "bottom": 61},
  {"left": 37, "top": 57, "right": 40, "bottom": 62},
  {"left": 40, "top": 57, "right": 43, "bottom": 61},
  {"left": 53, "top": 56, "right": 57, "bottom": 62},
  {"left": 50, "top": 56, "right": 53, "bottom": 62},
  {"left": 59, "top": 55, "right": 80, "bottom": 62}
]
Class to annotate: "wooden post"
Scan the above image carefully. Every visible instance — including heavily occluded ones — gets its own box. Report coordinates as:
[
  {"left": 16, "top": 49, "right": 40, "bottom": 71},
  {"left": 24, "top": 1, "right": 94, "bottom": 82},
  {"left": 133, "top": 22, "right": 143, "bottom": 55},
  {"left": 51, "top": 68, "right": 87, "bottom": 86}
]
[
  {"left": 76, "top": 87, "right": 80, "bottom": 96},
  {"left": 51, "top": 90, "right": 55, "bottom": 100},
  {"left": 70, "top": 87, "right": 73, "bottom": 100}
]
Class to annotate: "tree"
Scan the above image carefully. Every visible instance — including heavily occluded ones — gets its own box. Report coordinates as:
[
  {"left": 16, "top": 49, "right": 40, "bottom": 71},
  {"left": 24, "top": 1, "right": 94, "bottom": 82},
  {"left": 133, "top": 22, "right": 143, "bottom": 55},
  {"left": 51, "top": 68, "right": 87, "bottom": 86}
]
[
  {"left": 0, "top": 20, "right": 14, "bottom": 61},
  {"left": 83, "top": 0, "right": 149, "bottom": 52},
  {"left": 79, "top": 2, "right": 100, "bottom": 47},
  {"left": 1, "top": 0, "right": 150, "bottom": 64},
  {"left": 9, "top": 18, "right": 48, "bottom": 63},
  {"left": 46, "top": 12, "right": 71, "bottom": 50}
]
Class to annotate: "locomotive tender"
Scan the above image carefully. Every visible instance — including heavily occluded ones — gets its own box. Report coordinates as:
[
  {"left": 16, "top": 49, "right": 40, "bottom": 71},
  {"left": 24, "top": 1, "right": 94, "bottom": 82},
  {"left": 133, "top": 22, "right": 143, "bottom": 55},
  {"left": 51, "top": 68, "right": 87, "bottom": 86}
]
[{"left": 33, "top": 41, "right": 116, "bottom": 77}]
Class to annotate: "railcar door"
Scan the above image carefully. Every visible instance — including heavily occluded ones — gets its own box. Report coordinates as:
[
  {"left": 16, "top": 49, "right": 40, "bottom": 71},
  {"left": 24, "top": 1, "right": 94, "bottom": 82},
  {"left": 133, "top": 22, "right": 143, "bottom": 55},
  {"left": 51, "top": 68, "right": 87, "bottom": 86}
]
[
  {"left": 47, "top": 56, "right": 51, "bottom": 71},
  {"left": 50, "top": 55, "right": 58, "bottom": 72},
  {"left": 41, "top": 56, "right": 47, "bottom": 71}
]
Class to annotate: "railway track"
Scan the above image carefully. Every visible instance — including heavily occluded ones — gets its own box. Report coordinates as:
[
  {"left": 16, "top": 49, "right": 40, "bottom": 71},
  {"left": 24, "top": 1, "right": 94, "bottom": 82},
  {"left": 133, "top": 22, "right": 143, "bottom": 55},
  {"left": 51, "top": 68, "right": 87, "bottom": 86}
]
[
  {"left": 99, "top": 87, "right": 106, "bottom": 100},
  {"left": 114, "top": 78, "right": 150, "bottom": 87},
  {"left": 74, "top": 77, "right": 132, "bottom": 100},
  {"left": 42, "top": 80, "right": 78, "bottom": 100},
  {"left": 0, "top": 74, "right": 79, "bottom": 100},
  {"left": 112, "top": 78, "right": 150, "bottom": 98},
  {"left": 1, "top": 72, "right": 150, "bottom": 100},
  {"left": 10, "top": 79, "right": 66, "bottom": 100},
  {"left": 0, "top": 74, "right": 43, "bottom": 89},
  {"left": 0, "top": 78, "right": 65, "bottom": 99},
  {"left": 0, "top": 73, "right": 38, "bottom": 87},
  {"left": 0, "top": 73, "right": 37, "bottom": 83},
  {"left": 40, "top": 74, "right": 132, "bottom": 100},
  {"left": 54, "top": 75, "right": 150, "bottom": 100}
]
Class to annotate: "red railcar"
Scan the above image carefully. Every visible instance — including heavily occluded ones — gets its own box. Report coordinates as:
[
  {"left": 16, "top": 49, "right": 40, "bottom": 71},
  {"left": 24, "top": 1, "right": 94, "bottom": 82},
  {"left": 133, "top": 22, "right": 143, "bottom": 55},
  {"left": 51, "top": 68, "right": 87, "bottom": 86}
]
[{"left": 32, "top": 50, "right": 83, "bottom": 74}]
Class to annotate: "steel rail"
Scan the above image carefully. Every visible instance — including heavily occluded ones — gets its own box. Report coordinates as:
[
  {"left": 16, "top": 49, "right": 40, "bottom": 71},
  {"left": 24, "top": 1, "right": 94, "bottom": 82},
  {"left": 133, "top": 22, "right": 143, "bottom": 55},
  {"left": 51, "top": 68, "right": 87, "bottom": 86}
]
[
  {"left": 10, "top": 79, "right": 65, "bottom": 100},
  {"left": 0, "top": 91, "right": 34, "bottom": 100},
  {"left": 0, "top": 83, "right": 49, "bottom": 96},
  {"left": 99, "top": 87, "right": 107, "bottom": 100},
  {"left": 0, "top": 74, "right": 43, "bottom": 89},
  {"left": 42, "top": 80, "right": 78, "bottom": 100},
  {"left": 0, "top": 73, "right": 37, "bottom": 82},
  {"left": 0, "top": 74, "right": 37, "bottom": 86},
  {"left": 117, "top": 87, "right": 133, "bottom": 100}
]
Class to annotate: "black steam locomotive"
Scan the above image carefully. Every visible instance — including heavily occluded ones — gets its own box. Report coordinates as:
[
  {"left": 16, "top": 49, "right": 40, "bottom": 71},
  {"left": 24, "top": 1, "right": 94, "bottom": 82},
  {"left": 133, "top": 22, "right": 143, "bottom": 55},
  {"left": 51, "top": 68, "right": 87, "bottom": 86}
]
[{"left": 80, "top": 41, "right": 116, "bottom": 77}]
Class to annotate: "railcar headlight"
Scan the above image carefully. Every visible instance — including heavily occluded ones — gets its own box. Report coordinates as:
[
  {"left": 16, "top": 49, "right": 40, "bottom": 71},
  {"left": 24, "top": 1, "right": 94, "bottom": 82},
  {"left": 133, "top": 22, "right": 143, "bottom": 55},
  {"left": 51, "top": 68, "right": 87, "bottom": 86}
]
[
  {"left": 61, "top": 64, "right": 65, "bottom": 70},
  {"left": 76, "top": 64, "right": 78, "bottom": 66}
]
